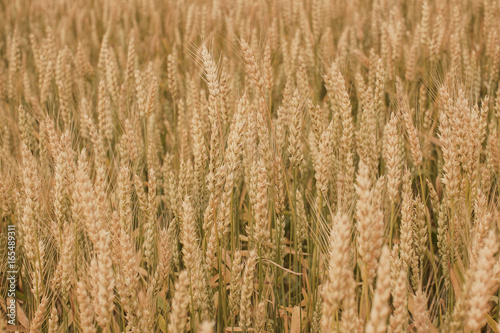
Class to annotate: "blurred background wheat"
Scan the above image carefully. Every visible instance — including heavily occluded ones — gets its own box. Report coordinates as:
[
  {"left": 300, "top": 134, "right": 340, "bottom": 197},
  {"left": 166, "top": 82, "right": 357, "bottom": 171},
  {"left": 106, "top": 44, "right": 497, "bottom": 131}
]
[{"left": 0, "top": 0, "right": 500, "bottom": 332}]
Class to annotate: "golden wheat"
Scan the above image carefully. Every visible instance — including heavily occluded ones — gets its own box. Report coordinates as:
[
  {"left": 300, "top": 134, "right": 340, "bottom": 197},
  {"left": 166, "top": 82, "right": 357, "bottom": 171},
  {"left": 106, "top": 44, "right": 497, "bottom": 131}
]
[{"left": 0, "top": 0, "right": 500, "bottom": 332}]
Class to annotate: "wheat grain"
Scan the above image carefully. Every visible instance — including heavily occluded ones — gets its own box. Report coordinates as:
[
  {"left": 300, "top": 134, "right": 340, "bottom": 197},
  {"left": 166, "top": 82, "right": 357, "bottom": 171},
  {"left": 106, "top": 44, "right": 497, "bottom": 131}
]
[{"left": 2, "top": 1, "right": 500, "bottom": 331}]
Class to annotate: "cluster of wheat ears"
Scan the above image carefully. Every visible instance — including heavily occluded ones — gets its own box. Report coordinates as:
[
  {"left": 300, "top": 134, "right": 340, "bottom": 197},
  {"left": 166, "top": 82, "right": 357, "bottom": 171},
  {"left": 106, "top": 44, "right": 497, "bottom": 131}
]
[{"left": 1, "top": 0, "right": 500, "bottom": 332}]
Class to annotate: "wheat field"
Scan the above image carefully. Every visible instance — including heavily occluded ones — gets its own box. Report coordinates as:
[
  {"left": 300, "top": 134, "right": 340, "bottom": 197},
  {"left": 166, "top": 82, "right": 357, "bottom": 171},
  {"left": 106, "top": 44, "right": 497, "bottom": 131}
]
[{"left": 0, "top": 0, "right": 500, "bottom": 332}]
